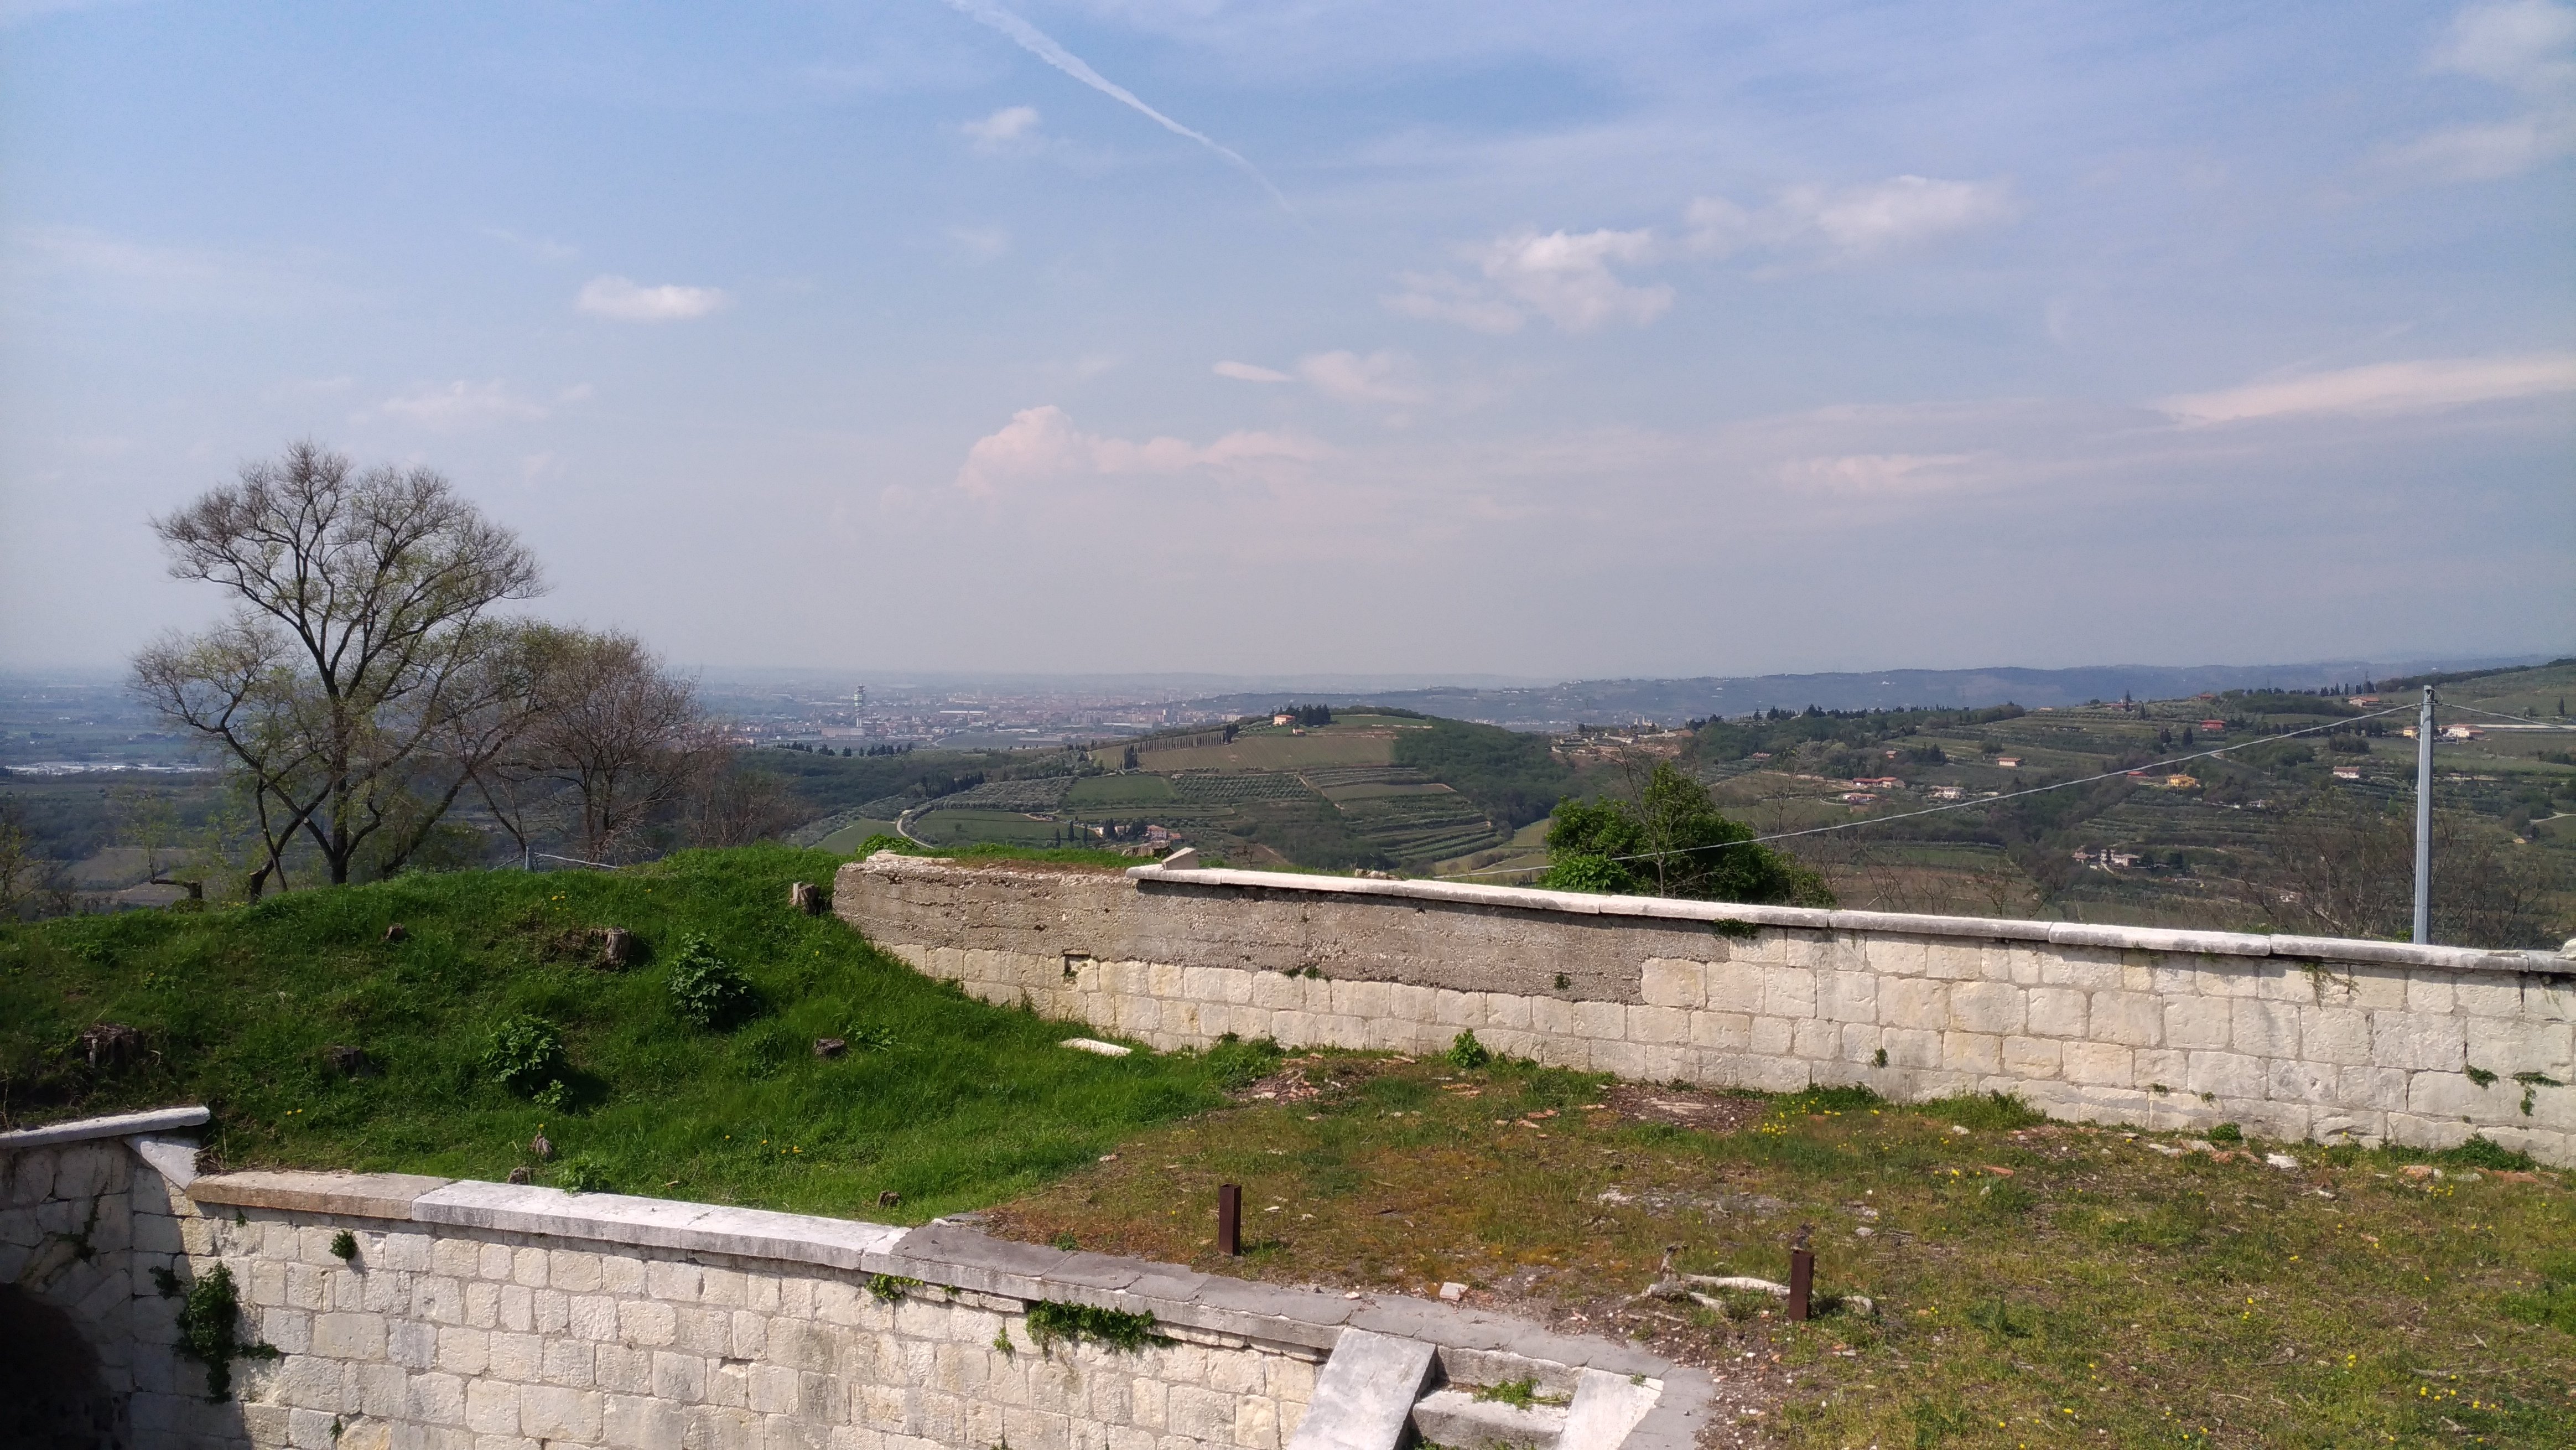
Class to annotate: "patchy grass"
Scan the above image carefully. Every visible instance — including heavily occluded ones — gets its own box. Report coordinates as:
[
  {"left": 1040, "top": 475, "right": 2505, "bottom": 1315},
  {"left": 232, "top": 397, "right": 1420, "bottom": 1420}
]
[
  {"left": 0, "top": 846, "right": 1231, "bottom": 1219},
  {"left": 982, "top": 1052, "right": 2576, "bottom": 1448}
]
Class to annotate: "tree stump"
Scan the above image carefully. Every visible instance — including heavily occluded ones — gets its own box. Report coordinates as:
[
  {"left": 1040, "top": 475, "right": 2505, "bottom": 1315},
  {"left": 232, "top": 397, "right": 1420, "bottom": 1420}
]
[
  {"left": 78, "top": 1023, "right": 145, "bottom": 1070},
  {"left": 813, "top": 1037, "right": 847, "bottom": 1059},
  {"left": 323, "top": 1045, "right": 377, "bottom": 1078},
  {"left": 382, "top": 923, "right": 408, "bottom": 944},
  {"left": 789, "top": 881, "right": 825, "bottom": 915},
  {"left": 593, "top": 928, "right": 635, "bottom": 971}
]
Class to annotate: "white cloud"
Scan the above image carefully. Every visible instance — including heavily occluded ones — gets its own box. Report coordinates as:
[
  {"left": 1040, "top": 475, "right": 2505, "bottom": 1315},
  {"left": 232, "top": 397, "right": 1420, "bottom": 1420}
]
[
  {"left": 2434, "top": 0, "right": 2576, "bottom": 90},
  {"left": 1390, "top": 227, "right": 1671, "bottom": 334},
  {"left": 2385, "top": 1, "right": 2576, "bottom": 179},
  {"left": 961, "top": 105, "right": 1043, "bottom": 152},
  {"left": 947, "top": 226, "right": 1011, "bottom": 261},
  {"left": 366, "top": 380, "right": 551, "bottom": 430},
  {"left": 954, "top": 405, "right": 1327, "bottom": 496},
  {"left": 575, "top": 275, "right": 728, "bottom": 322},
  {"left": 1686, "top": 176, "right": 2019, "bottom": 261},
  {"left": 2156, "top": 353, "right": 2576, "bottom": 423},
  {"left": 1296, "top": 350, "right": 1427, "bottom": 406},
  {"left": 1214, "top": 360, "right": 1291, "bottom": 382}
]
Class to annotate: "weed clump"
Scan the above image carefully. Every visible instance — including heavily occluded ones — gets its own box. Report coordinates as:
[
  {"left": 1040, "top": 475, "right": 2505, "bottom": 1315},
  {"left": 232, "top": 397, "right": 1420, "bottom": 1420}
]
[
  {"left": 481, "top": 1014, "right": 567, "bottom": 1099},
  {"left": 557, "top": 1155, "right": 613, "bottom": 1194},
  {"left": 1204, "top": 1033, "right": 1282, "bottom": 1090},
  {"left": 1023, "top": 1299, "right": 1165, "bottom": 1354},
  {"left": 329, "top": 1230, "right": 357, "bottom": 1261},
  {"left": 2436, "top": 1135, "right": 2538, "bottom": 1171},
  {"left": 175, "top": 1264, "right": 277, "bottom": 1402},
  {"left": 2208, "top": 1122, "right": 2243, "bottom": 1143},
  {"left": 668, "top": 934, "right": 754, "bottom": 1029},
  {"left": 1446, "top": 1030, "right": 1491, "bottom": 1070},
  {"left": 1473, "top": 1378, "right": 1569, "bottom": 1409},
  {"left": 1915, "top": 1089, "right": 2043, "bottom": 1131}
]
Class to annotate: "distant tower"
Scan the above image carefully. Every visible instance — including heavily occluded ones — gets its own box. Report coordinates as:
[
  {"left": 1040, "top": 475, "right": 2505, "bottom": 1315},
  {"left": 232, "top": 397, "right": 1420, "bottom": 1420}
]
[{"left": 853, "top": 687, "right": 866, "bottom": 724}]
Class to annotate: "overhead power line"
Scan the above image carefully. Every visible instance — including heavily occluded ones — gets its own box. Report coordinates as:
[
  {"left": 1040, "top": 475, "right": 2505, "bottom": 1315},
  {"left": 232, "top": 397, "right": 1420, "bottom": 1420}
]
[{"left": 1449, "top": 701, "right": 2424, "bottom": 880}]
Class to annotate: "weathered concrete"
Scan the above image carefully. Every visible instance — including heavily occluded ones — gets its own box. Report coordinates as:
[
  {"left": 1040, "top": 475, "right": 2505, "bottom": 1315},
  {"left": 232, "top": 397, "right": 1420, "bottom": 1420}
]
[
  {"left": 6, "top": 1114, "right": 1696, "bottom": 1450},
  {"left": 1289, "top": 1329, "right": 1437, "bottom": 1450},
  {"left": 835, "top": 853, "right": 2576, "bottom": 1163}
]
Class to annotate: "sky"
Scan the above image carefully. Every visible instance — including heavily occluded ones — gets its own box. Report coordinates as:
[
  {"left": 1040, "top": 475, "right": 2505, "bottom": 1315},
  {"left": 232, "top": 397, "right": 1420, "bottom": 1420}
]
[{"left": 2, "top": 0, "right": 2570, "bottom": 680}]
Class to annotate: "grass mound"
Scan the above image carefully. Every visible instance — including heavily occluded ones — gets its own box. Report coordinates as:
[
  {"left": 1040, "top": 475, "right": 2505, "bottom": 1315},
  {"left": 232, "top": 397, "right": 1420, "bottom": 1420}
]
[{"left": 0, "top": 845, "right": 1228, "bottom": 1219}]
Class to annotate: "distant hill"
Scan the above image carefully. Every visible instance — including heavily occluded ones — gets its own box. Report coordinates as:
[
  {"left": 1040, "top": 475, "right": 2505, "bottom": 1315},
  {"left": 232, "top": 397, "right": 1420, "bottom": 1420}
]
[{"left": 1186, "top": 657, "right": 2553, "bottom": 730}]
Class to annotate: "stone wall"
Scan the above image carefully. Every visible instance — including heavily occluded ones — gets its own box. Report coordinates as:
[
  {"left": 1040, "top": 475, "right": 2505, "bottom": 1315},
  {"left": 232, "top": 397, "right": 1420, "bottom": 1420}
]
[
  {"left": 833, "top": 853, "right": 2576, "bottom": 1164},
  {"left": 2, "top": 1114, "right": 1705, "bottom": 1450},
  {"left": 0, "top": 1109, "right": 213, "bottom": 1449}
]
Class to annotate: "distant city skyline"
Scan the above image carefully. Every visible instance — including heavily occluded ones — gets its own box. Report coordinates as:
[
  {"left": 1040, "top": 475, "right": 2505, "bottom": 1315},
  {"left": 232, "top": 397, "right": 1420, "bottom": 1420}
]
[{"left": 3, "top": 1, "right": 2570, "bottom": 676}]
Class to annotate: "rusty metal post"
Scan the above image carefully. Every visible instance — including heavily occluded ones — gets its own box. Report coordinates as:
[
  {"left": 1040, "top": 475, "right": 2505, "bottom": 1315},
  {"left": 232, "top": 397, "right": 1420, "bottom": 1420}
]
[
  {"left": 1788, "top": 1223, "right": 1814, "bottom": 1321},
  {"left": 1218, "top": 1184, "right": 1242, "bottom": 1256}
]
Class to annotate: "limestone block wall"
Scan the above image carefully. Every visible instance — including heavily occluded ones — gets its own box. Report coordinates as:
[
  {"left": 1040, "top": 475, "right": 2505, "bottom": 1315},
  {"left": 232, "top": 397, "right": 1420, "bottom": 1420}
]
[
  {"left": 4, "top": 1114, "right": 1709, "bottom": 1450},
  {"left": 834, "top": 854, "right": 2576, "bottom": 1164}
]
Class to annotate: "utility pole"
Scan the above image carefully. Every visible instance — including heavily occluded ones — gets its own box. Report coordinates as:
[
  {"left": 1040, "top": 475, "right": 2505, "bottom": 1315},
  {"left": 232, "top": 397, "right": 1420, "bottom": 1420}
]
[{"left": 2412, "top": 686, "right": 2436, "bottom": 945}]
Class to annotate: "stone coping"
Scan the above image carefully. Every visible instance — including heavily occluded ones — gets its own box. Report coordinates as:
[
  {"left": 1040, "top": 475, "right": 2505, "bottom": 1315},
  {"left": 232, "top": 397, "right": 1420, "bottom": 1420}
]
[
  {"left": 1089, "top": 858, "right": 2573, "bottom": 977},
  {"left": 181, "top": 1167, "right": 1708, "bottom": 1445},
  {"left": 0, "top": 1104, "right": 210, "bottom": 1151}
]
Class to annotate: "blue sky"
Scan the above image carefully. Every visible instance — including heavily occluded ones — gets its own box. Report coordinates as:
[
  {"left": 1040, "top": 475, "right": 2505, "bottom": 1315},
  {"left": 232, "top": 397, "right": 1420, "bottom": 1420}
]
[{"left": 2, "top": 0, "right": 2569, "bottom": 677}]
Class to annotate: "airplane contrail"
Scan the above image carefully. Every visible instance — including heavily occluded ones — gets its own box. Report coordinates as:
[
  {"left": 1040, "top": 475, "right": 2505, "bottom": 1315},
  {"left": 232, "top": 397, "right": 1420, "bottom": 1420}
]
[{"left": 938, "top": 0, "right": 1296, "bottom": 216}]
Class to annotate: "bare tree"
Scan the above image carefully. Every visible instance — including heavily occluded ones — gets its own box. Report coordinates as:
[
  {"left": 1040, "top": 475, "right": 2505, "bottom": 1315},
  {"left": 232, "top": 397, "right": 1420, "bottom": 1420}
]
[
  {"left": 2239, "top": 793, "right": 2564, "bottom": 948},
  {"left": 107, "top": 784, "right": 204, "bottom": 900},
  {"left": 133, "top": 443, "right": 543, "bottom": 894},
  {"left": 684, "top": 758, "right": 806, "bottom": 848},
  {"left": 479, "top": 629, "right": 721, "bottom": 863}
]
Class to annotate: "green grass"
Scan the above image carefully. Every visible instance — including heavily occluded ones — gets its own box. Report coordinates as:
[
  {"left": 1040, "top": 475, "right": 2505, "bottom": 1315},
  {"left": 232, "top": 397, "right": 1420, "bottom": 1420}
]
[
  {"left": 0, "top": 846, "right": 1230, "bottom": 1219},
  {"left": 989, "top": 1055, "right": 2576, "bottom": 1449}
]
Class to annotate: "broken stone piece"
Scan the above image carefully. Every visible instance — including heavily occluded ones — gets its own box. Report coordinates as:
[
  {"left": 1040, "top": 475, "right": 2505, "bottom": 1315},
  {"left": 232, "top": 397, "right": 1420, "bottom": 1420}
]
[
  {"left": 1438, "top": 1282, "right": 1468, "bottom": 1302},
  {"left": 790, "top": 881, "right": 825, "bottom": 914},
  {"left": 2265, "top": 1153, "right": 2301, "bottom": 1171},
  {"left": 594, "top": 927, "right": 635, "bottom": 971},
  {"left": 1062, "top": 1037, "right": 1131, "bottom": 1058},
  {"left": 814, "top": 1038, "right": 848, "bottom": 1059}
]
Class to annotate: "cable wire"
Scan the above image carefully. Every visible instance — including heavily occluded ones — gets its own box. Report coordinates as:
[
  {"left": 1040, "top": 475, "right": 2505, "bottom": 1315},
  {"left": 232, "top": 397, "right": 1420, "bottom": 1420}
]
[
  {"left": 1446, "top": 701, "right": 2425, "bottom": 879},
  {"left": 2440, "top": 701, "right": 2576, "bottom": 731}
]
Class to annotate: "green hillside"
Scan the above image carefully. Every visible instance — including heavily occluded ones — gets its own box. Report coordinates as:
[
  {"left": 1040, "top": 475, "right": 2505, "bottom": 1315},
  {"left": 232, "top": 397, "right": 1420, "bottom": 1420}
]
[{"left": 0, "top": 846, "right": 1242, "bottom": 1219}]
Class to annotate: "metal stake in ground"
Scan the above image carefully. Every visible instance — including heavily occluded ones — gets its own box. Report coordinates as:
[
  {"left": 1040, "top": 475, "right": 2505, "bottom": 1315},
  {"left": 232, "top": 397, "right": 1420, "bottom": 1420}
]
[
  {"left": 1787, "top": 1224, "right": 1814, "bottom": 1322},
  {"left": 1218, "top": 1184, "right": 1242, "bottom": 1256}
]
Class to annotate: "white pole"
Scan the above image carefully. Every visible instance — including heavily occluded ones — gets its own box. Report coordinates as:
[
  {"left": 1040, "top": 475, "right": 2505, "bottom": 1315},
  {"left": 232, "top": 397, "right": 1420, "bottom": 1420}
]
[{"left": 2412, "top": 686, "right": 2436, "bottom": 944}]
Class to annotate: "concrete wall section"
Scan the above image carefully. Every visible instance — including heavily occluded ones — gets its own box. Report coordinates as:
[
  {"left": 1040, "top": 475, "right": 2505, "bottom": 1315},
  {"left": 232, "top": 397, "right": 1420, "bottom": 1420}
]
[
  {"left": 834, "top": 855, "right": 2576, "bottom": 1164},
  {"left": 6, "top": 1115, "right": 1710, "bottom": 1450}
]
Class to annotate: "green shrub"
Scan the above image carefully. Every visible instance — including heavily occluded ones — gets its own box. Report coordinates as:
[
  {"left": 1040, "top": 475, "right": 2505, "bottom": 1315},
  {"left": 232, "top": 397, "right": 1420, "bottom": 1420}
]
[
  {"left": 557, "top": 1155, "right": 613, "bottom": 1194},
  {"left": 2208, "top": 1122, "right": 2243, "bottom": 1143},
  {"left": 667, "top": 934, "right": 754, "bottom": 1029},
  {"left": 1446, "top": 1030, "right": 1491, "bottom": 1070},
  {"left": 481, "top": 1014, "right": 567, "bottom": 1097}
]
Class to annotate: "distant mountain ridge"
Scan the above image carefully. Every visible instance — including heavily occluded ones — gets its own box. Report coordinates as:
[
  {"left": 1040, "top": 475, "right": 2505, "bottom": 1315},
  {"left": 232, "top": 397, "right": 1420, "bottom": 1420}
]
[{"left": 1187, "top": 656, "right": 2551, "bottom": 730}]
